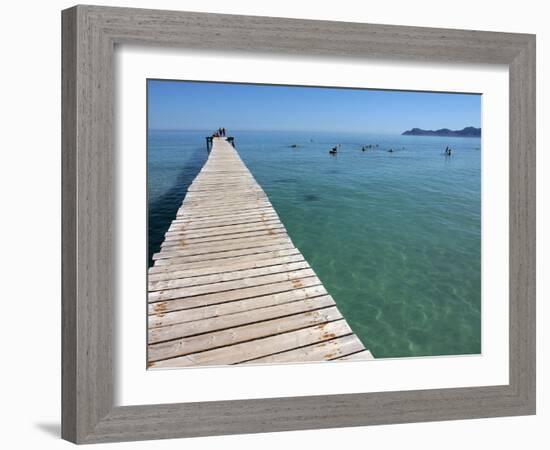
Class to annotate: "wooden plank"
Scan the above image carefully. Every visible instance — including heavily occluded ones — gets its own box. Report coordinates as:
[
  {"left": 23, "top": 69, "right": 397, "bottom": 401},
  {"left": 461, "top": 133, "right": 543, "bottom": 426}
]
[
  {"left": 149, "top": 296, "right": 336, "bottom": 344},
  {"left": 148, "top": 306, "right": 343, "bottom": 362},
  {"left": 149, "top": 319, "right": 354, "bottom": 368},
  {"left": 149, "top": 285, "right": 329, "bottom": 327},
  {"left": 185, "top": 188, "right": 264, "bottom": 196},
  {"left": 184, "top": 190, "right": 264, "bottom": 200},
  {"left": 178, "top": 200, "right": 272, "bottom": 211},
  {"left": 152, "top": 243, "right": 296, "bottom": 266},
  {"left": 148, "top": 248, "right": 302, "bottom": 274},
  {"left": 178, "top": 202, "right": 271, "bottom": 215},
  {"left": 152, "top": 236, "right": 292, "bottom": 260},
  {"left": 170, "top": 212, "right": 279, "bottom": 227},
  {"left": 243, "top": 334, "right": 365, "bottom": 364},
  {"left": 168, "top": 214, "right": 280, "bottom": 231},
  {"left": 148, "top": 253, "right": 305, "bottom": 281},
  {"left": 165, "top": 220, "right": 283, "bottom": 238},
  {"left": 177, "top": 204, "right": 272, "bottom": 217},
  {"left": 148, "top": 277, "right": 323, "bottom": 314},
  {"left": 160, "top": 228, "right": 288, "bottom": 247},
  {"left": 163, "top": 227, "right": 285, "bottom": 243},
  {"left": 148, "top": 261, "right": 310, "bottom": 292},
  {"left": 148, "top": 268, "right": 316, "bottom": 302},
  {"left": 182, "top": 195, "right": 268, "bottom": 206},
  {"left": 165, "top": 221, "right": 283, "bottom": 238}
]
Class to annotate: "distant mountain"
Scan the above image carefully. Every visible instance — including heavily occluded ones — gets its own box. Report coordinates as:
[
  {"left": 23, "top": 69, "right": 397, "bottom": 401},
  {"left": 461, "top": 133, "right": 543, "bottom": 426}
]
[{"left": 402, "top": 126, "right": 481, "bottom": 137}]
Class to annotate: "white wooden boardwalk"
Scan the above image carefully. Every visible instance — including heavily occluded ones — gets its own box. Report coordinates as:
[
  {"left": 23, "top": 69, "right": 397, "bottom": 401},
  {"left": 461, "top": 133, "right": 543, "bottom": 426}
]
[{"left": 148, "top": 137, "right": 373, "bottom": 368}]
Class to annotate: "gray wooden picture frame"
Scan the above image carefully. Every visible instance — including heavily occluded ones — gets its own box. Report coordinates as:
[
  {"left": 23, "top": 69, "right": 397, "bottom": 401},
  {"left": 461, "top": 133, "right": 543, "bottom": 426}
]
[{"left": 61, "top": 5, "right": 536, "bottom": 444}]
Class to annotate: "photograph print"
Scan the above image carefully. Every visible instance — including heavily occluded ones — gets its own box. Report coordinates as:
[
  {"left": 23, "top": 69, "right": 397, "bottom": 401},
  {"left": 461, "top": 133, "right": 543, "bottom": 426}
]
[{"left": 146, "top": 80, "right": 481, "bottom": 369}]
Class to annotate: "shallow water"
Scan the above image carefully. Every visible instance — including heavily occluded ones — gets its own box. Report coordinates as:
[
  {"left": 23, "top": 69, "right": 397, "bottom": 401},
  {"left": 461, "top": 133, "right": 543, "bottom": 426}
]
[{"left": 148, "top": 130, "right": 481, "bottom": 358}]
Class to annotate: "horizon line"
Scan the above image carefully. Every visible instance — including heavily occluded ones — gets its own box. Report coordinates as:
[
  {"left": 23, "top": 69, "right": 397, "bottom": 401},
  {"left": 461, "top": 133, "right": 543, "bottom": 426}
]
[{"left": 148, "top": 126, "right": 481, "bottom": 134}]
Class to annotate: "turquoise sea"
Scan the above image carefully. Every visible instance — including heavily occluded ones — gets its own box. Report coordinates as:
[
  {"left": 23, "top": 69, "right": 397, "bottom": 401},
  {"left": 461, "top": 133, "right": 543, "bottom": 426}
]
[{"left": 148, "top": 130, "right": 481, "bottom": 359}]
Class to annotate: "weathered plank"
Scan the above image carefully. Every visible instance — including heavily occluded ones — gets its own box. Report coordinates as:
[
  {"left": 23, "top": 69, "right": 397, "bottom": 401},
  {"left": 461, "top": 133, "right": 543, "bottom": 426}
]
[
  {"left": 243, "top": 334, "right": 366, "bottom": 364},
  {"left": 149, "top": 320, "right": 355, "bottom": 368},
  {"left": 152, "top": 235, "right": 292, "bottom": 260},
  {"left": 148, "top": 268, "right": 316, "bottom": 302},
  {"left": 165, "top": 220, "right": 283, "bottom": 238},
  {"left": 148, "top": 261, "right": 310, "bottom": 291},
  {"left": 149, "top": 296, "right": 336, "bottom": 344},
  {"left": 169, "top": 213, "right": 279, "bottom": 229},
  {"left": 148, "top": 249, "right": 302, "bottom": 274},
  {"left": 149, "top": 276, "right": 323, "bottom": 313},
  {"left": 148, "top": 306, "right": 343, "bottom": 361},
  {"left": 149, "top": 286, "right": 329, "bottom": 327},
  {"left": 148, "top": 253, "right": 305, "bottom": 281},
  {"left": 160, "top": 228, "right": 288, "bottom": 247},
  {"left": 147, "top": 137, "right": 371, "bottom": 367},
  {"left": 152, "top": 243, "right": 296, "bottom": 266}
]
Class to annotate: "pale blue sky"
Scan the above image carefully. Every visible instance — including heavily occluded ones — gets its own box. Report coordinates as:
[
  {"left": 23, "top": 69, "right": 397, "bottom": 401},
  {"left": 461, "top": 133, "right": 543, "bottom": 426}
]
[{"left": 147, "top": 79, "right": 481, "bottom": 134}]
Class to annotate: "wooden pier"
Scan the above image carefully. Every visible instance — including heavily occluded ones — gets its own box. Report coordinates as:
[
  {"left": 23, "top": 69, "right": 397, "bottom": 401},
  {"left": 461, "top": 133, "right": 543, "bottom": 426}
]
[
  {"left": 148, "top": 137, "right": 373, "bottom": 368},
  {"left": 206, "top": 135, "right": 234, "bottom": 151}
]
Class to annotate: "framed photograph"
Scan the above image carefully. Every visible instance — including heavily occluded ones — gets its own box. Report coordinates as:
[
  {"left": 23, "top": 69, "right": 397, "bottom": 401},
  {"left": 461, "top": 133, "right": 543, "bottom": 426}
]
[{"left": 62, "top": 5, "right": 536, "bottom": 443}]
